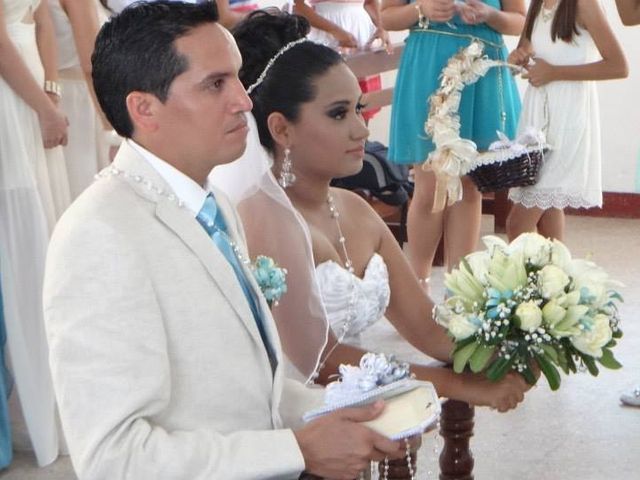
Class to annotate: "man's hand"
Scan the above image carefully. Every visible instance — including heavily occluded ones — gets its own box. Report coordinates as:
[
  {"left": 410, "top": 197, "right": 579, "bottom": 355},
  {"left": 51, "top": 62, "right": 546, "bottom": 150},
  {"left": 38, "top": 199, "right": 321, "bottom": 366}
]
[
  {"left": 522, "top": 57, "right": 557, "bottom": 87},
  {"left": 419, "top": 0, "right": 457, "bottom": 23},
  {"left": 295, "top": 401, "right": 404, "bottom": 480}
]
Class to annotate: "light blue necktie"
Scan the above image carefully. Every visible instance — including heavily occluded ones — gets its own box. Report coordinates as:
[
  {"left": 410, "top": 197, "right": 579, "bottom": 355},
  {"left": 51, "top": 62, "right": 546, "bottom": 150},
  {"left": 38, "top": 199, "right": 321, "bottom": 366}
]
[{"left": 196, "top": 194, "right": 276, "bottom": 371}]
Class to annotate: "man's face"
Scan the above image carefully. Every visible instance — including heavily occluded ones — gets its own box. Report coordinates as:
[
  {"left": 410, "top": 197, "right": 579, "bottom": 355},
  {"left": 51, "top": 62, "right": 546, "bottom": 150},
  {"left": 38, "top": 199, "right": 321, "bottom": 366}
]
[{"left": 155, "top": 23, "right": 252, "bottom": 169}]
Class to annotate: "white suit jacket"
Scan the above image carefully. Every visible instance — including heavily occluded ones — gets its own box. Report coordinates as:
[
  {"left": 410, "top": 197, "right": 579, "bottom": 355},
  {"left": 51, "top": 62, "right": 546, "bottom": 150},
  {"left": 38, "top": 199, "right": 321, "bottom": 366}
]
[{"left": 43, "top": 142, "right": 322, "bottom": 479}]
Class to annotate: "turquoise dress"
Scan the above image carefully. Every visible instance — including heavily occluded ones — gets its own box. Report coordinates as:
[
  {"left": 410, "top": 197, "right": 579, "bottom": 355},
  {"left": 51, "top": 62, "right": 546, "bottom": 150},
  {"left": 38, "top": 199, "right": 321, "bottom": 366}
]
[
  {"left": 0, "top": 273, "right": 11, "bottom": 469},
  {"left": 389, "top": 0, "right": 521, "bottom": 165}
]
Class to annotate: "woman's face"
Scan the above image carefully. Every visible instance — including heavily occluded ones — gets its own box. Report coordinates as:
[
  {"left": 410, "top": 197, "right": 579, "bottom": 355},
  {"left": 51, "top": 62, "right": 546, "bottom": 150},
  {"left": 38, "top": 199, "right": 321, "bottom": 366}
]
[{"left": 286, "top": 63, "right": 369, "bottom": 181}]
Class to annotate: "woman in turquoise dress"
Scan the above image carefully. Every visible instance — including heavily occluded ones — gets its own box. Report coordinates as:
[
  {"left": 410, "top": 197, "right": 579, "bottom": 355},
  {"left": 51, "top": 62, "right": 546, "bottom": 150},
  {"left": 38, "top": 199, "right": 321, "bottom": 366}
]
[
  {"left": 0, "top": 273, "right": 11, "bottom": 469},
  {"left": 381, "top": 0, "right": 525, "bottom": 286}
]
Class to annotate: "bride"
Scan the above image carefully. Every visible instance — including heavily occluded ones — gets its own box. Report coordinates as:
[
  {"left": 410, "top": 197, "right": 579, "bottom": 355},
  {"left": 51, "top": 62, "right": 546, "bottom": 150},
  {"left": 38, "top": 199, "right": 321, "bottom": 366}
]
[{"left": 212, "top": 9, "right": 529, "bottom": 411}]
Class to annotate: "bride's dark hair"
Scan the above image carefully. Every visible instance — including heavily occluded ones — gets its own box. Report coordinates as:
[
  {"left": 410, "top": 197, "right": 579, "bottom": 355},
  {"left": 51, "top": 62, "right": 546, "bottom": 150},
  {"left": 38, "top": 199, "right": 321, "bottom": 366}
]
[{"left": 233, "top": 10, "right": 343, "bottom": 152}]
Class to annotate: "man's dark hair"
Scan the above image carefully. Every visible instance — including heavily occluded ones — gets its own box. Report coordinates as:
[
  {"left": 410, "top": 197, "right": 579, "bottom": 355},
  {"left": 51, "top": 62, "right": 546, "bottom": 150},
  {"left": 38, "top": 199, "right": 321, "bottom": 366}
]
[{"left": 92, "top": 1, "right": 219, "bottom": 137}]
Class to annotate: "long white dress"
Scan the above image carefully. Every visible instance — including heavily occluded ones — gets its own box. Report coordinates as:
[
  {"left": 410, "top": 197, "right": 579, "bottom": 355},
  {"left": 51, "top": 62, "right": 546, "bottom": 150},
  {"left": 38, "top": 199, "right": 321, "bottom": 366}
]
[
  {"left": 509, "top": 7, "right": 602, "bottom": 209},
  {"left": 307, "top": 0, "right": 376, "bottom": 49},
  {"left": 0, "top": 0, "right": 62, "bottom": 466},
  {"left": 49, "top": 0, "right": 110, "bottom": 200}
]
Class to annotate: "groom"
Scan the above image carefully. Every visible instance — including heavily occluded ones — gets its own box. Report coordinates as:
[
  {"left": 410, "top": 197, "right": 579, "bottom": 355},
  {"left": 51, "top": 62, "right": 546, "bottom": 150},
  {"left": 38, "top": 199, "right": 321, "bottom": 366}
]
[{"left": 43, "top": 2, "right": 403, "bottom": 479}]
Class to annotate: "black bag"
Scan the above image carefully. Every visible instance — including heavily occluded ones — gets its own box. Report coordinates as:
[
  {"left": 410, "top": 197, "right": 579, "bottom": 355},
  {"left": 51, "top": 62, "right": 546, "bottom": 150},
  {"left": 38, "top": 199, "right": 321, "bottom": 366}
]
[{"left": 331, "top": 141, "right": 413, "bottom": 206}]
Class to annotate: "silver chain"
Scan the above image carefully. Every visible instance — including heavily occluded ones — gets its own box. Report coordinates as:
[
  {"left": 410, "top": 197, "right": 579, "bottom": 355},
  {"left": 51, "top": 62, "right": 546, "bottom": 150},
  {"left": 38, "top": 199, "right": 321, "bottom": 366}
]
[{"left": 306, "top": 194, "right": 358, "bottom": 384}]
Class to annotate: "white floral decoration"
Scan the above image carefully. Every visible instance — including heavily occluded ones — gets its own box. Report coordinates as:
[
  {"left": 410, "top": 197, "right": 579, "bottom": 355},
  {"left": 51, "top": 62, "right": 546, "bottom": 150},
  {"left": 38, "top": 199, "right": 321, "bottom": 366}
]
[{"left": 424, "top": 41, "right": 546, "bottom": 211}]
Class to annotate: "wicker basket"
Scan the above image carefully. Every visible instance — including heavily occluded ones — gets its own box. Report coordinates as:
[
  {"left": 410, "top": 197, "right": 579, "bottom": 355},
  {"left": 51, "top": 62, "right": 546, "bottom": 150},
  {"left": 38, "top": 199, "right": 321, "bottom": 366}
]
[
  {"left": 468, "top": 147, "right": 546, "bottom": 193},
  {"left": 425, "top": 40, "right": 549, "bottom": 200}
]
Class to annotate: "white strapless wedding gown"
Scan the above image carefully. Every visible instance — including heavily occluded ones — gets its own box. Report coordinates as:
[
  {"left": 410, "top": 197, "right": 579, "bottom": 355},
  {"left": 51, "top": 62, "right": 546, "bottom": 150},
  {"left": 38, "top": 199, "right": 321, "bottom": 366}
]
[{"left": 315, "top": 253, "right": 390, "bottom": 342}]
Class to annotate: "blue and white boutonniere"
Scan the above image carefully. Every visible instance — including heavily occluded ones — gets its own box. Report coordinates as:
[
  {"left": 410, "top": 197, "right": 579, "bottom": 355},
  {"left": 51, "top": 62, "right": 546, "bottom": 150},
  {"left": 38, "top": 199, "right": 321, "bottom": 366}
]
[{"left": 252, "top": 255, "right": 288, "bottom": 307}]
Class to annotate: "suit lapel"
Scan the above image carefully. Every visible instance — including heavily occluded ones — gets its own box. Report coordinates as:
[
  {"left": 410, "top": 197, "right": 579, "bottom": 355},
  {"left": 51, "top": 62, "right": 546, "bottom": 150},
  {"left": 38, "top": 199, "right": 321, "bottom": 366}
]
[
  {"left": 109, "top": 144, "right": 267, "bottom": 352},
  {"left": 213, "top": 189, "right": 284, "bottom": 366}
]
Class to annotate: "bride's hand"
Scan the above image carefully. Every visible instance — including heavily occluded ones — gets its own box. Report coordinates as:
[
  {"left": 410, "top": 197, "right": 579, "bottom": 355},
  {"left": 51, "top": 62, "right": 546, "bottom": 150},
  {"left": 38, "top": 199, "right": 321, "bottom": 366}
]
[{"left": 458, "top": 371, "right": 530, "bottom": 412}]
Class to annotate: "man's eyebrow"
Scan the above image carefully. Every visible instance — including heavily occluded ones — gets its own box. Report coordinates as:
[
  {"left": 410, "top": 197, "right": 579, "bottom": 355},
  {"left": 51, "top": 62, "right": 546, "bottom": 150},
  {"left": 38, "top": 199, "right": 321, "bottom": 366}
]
[{"left": 198, "top": 71, "right": 232, "bottom": 86}]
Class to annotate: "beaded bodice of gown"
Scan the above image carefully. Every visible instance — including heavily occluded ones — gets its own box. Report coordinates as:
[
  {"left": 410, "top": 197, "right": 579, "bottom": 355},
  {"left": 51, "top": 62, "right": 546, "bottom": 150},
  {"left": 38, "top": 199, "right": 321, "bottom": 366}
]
[{"left": 315, "top": 253, "right": 390, "bottom": 340}]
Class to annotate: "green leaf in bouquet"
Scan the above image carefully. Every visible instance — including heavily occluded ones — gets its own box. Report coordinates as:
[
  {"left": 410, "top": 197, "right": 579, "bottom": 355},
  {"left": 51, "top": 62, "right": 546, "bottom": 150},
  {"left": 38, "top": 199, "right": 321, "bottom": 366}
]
[
  {"left": 469, "top": 345, "right": 496, "bottom": 373},
  {"left": 605, "top": 338, "right": 617, "bottom": 348},
  {"left": 520, "top": 363, "right": 538, "bottom": 386},
  {"left": 535, "top": 353, "right": 561, "bottom": 391},
  {"left": 598, "top": 348, "right": 622, "bottom": 370},
  {"left": 608, "top": 291, "right": 624, "bottom": 303},
  {"left": 540, "top": 344, "right": 559, "bottom": 364},
  {"left": 555, "top": 346, "right": 570, "bottom": 374},
  {"left": 486, "top": 355, "right": 516, "bottom": 382},
  {"left": 453, "top": 341, "right": 478, "bottom": 373},
  {"left": 612, "top": 329, "right": 623, "bottom": 339},
  {"left": 579, "top": 353, "right": 600, "bottom": 377},
  {"left": 453, "top": 335, "right": 477, "bottom": 352},
  {"left": 565, "top": 350, "right": 577, "bottom": 373}
]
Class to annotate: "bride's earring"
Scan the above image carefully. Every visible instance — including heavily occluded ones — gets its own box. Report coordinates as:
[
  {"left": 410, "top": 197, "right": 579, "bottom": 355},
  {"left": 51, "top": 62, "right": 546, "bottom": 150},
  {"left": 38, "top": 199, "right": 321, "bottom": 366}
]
[{"left": 279, "top": 147, "right": 296, "bottom": 188}]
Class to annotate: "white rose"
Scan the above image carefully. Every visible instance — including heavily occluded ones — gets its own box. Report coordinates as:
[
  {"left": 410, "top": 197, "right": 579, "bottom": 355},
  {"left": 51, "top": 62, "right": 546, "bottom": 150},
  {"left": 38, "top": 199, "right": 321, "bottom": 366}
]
[
  {"left": 550, "top": 239, "right": 572, "bottom": 269},
  {"left": 486, "top": 249, "right": 527, "bottom": 291},
  {"left": 542, "top": 299, "right": 566, "bottom": 327},
  {"left": 566, "top": 259, "right": 618, "bottom": 307},
  {"left": 538, "top": 264, "right": 570, "bottom": 299},
  {"left": 448, "top": 313, "right": 481, "bottom": 341},
  {"left": 482, "top": 235, "right": 508, "bottom": 253},
  {"left": 444, "top": 268, "right": 484, "bottom": 304},
  {"left": 515, "top": 301, "right": 543, "bottom": 331},
  {"left": 508, "top": 232, "right": 552, "bottom": 267},
  {"left": 550, "top": 305, "right": 589, "bottom": 338},
  {"left": 570, "top": 314, "right": 613, "bottom": 358},
  {"left": 465, "top": 251, "right": 491, "bottom": 284}
]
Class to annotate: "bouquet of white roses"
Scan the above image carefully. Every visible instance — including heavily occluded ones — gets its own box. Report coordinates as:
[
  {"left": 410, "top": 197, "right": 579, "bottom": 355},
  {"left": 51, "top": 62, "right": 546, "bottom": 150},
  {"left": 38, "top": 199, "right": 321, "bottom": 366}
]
[{"left": 435, "top": 233, "right": 623, "bottom": 390}]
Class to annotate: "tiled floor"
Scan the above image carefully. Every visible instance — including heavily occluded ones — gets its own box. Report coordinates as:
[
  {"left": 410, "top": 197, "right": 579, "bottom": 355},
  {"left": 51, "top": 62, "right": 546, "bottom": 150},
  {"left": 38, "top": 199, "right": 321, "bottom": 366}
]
[{"left": 1, "top": 215, "right": 639, "bottom": 479}]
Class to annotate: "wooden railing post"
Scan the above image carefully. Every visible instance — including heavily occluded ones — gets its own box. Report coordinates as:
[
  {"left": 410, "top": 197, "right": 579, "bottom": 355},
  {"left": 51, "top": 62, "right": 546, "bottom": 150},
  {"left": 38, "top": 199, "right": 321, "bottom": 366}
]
[{"left": 439, "top": 400, "right": 475, "bottom": 480}]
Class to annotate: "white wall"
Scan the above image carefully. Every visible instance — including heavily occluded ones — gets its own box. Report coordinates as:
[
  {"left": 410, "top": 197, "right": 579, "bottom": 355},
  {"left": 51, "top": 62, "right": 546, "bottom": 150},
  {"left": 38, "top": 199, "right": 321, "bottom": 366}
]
[{"left": 255, "top": 1, "right": 640, "bottom": 192}]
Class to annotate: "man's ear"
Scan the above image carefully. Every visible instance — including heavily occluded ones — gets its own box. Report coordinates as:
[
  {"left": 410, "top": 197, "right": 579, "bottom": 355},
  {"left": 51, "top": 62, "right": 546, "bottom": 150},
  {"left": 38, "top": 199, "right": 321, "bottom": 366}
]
[
  {"left": 267, "top": 111, "right": 293, "bottom": 149},
  {"left": 125, "top": 91, "right": 161, "bottom": 134}
]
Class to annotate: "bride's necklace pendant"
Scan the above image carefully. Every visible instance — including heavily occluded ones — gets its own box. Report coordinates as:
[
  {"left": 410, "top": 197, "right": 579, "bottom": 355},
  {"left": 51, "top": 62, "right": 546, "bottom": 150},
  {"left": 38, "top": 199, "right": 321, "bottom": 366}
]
[
  {"left": 541, "top": 2, "right": 558, "bottom": 22},
  {"left": 327, "top": 194, "right": 354, "bottom": 274},
  {"left": 307, "top": 193, "right": 358, "bottom": 383}
]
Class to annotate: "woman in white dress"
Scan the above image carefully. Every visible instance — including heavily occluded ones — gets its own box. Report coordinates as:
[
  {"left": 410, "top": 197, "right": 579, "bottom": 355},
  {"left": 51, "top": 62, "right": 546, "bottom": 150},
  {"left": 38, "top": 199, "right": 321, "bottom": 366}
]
[
  {"left": 49, "top": 0, "right": 112, "bottom": 200},
  {"left": 0, "top": 0, "right": 67, "bottom": 466},
  {"left": 506, "top": 0, "right": 627, "bottom": 241},
  {"left": 213, "top": 10, "right": 530, "bottom": 412}
]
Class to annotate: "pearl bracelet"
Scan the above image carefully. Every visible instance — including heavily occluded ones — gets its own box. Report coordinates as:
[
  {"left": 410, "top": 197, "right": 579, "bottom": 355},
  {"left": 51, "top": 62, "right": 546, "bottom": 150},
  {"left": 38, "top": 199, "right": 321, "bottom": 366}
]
[
  {"left": 44, "top": 80, "right": 62, "bottom": 98},
  {"left": 415, "top": 3, "right": 429, "bottom": 29}
]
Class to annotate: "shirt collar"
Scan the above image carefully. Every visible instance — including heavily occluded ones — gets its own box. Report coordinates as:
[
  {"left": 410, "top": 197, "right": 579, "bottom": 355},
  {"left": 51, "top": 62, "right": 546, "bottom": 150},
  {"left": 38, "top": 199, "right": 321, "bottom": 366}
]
[{"left": 128, "top": 139, "right": 210, "bottom": 216}]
